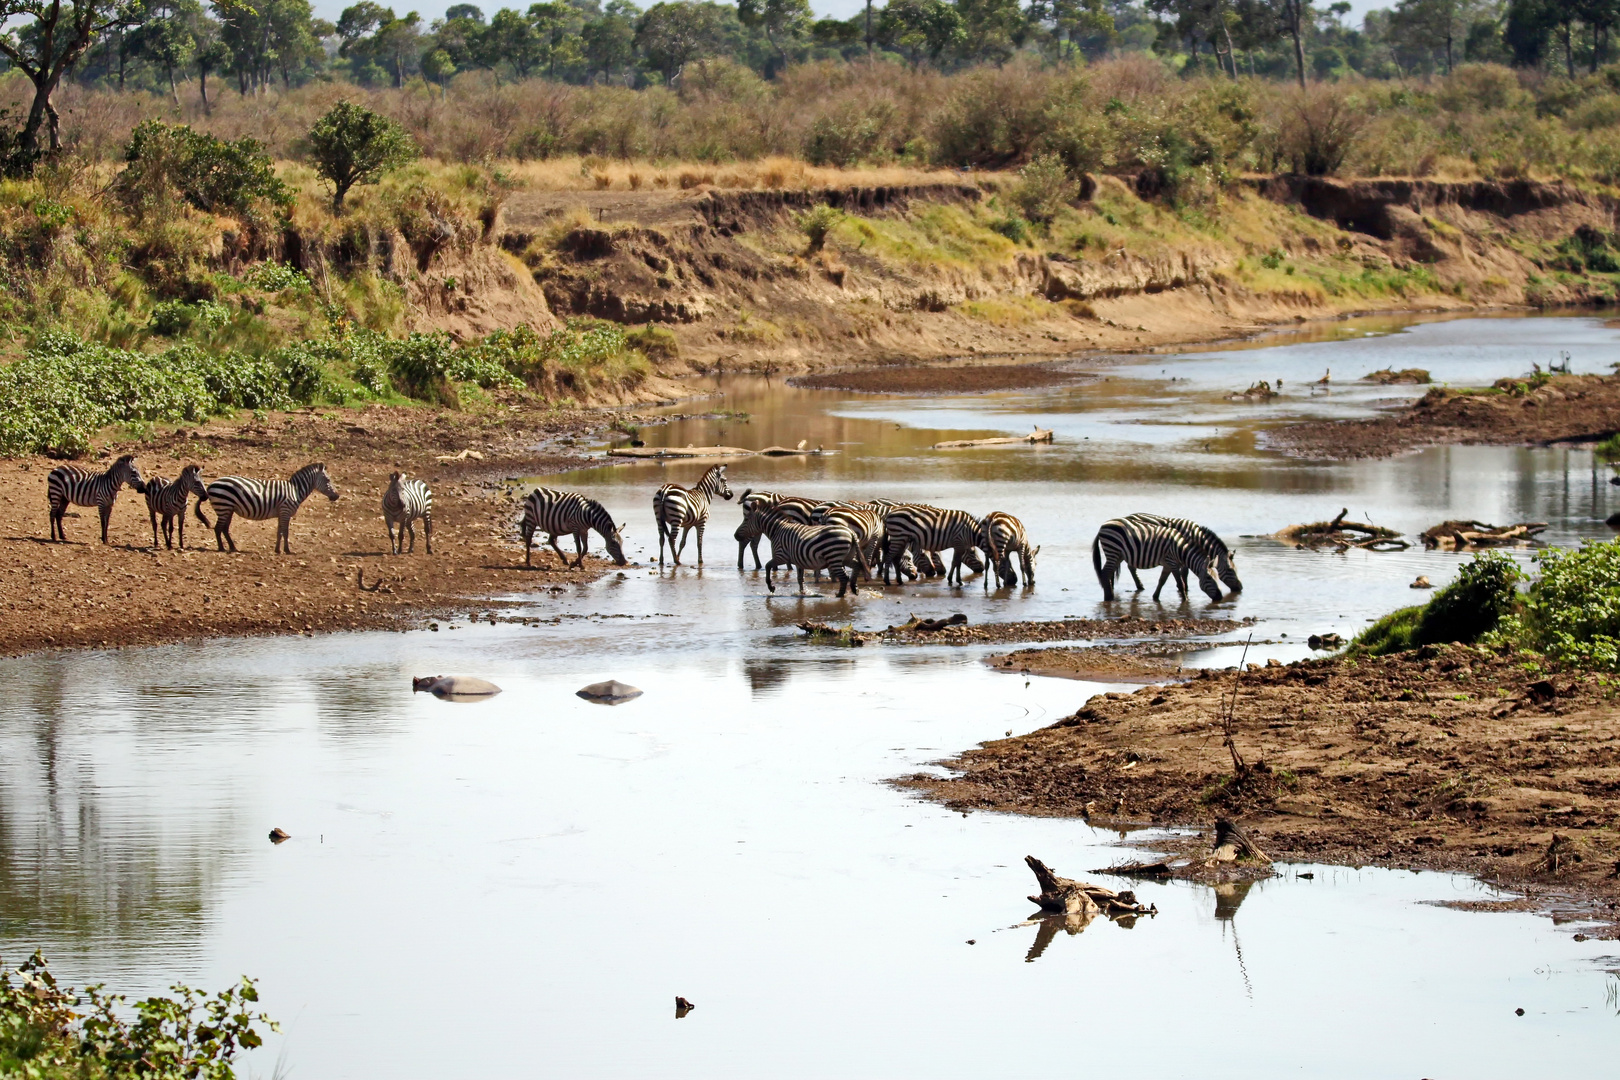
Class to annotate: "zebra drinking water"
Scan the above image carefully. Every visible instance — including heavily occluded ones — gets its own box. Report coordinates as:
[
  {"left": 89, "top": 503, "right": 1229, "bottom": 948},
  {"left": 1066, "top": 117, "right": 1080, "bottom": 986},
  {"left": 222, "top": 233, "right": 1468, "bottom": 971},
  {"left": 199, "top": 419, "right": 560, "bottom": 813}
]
[
  {"left": 47, "top": 454, "right": 144, "bottom": 544},
  {"left": 383, "top": 472, "right": 434, "bottom": 554},
  {"left": 1091, "top": 518, "right": 1222, "bottom": 602},
  {"left": 749, "top": 502, "right": 864, "bottom": 597},
  {"left": 1123, "top": 513, "right": 1241, "bottom": 594},
  {"left": 654, "top": 464, "right": 733, "bottom": 566},
  {"left": 520, "top": 487, "right": 626, "bottom": 567},
  {"left": 142, "top": 464, "right": 211, "bottom": 550},
  {"left": 207, "top": 463, "right": 340, "bottom": 554},
  {"left": 979, "top": 511, "right": 1038, "bottom": 589},
  {"left": 880, "top": 504, "right": 982, "bottom": 586}
]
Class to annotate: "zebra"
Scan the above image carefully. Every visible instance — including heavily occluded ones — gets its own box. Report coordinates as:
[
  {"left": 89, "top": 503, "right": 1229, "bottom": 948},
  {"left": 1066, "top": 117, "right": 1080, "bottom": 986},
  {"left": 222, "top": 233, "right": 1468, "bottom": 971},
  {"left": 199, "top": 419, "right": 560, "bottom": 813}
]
[
  {"left": 142, "top": 464, "right": 211, "bottom": 550},
  {"left": 383, "top": 472, "right": 434, "bottom": 554},
  {"left": 47, "top": 454, "right": 144, "bottom": 544},
  {"left": 1092, "top": 518, "right": 1222, "bottom": 602},
  {"left": 979, "top": 511, "right": 1039, "bottom": 589},
  {"left": 654, "top": 464, "right": 733, "bottom": 566},
  {"left": 753, "top": 503, "right": 864, "bottom": 597},
  {"left": 1123, "top": 513, "right": 1242, "bottom": 595},
  {"left": 880, "top": 505, "right": 982, "bottom": 586},
  {"left": 812, "top": 503, "right": 886, "bottom": 579},
  {"left": 520, "top": 487, "right": 626, "bottom": 567},
  {"left": 734, "top": 489, "right": 816, "bottom": 570},
  {"left": 207, "top": 462, "right": 340, "bottom": 554}
]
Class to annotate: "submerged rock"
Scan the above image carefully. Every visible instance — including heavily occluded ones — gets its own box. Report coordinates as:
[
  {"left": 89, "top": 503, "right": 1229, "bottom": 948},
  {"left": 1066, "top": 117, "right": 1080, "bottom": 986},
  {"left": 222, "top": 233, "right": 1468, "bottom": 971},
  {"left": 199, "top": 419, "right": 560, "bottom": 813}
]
[
  {"left": 577, "top": 679, "right": 643, "bottom": 704},
  {"left": 413, "top": 675, "right": 502, "bottom": 699}
]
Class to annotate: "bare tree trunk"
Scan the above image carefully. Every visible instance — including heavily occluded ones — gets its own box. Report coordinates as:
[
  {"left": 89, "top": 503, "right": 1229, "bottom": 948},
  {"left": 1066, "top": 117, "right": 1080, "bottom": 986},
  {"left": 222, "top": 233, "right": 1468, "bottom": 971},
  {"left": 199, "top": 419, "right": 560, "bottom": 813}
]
[
  {"left": 865, "top": 0, "right": 873, "bottom": 54},
  {"left": 200, "top": 68, "right": 211, "bottom": 114},
  {"left": 1286, "top": 0, "right": 1307, "bottom": 88}
]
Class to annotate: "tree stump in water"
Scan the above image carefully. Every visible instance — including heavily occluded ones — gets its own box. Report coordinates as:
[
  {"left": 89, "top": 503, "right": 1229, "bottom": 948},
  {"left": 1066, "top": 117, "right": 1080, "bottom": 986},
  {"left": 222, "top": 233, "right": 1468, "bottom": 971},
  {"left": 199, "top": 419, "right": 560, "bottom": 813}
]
[
  {"left": 1210, "top": 818, "right": 1269, "bottom": 864},
  {"left": 1024, "top": 856, "right": 1156, "bottom": 918}
]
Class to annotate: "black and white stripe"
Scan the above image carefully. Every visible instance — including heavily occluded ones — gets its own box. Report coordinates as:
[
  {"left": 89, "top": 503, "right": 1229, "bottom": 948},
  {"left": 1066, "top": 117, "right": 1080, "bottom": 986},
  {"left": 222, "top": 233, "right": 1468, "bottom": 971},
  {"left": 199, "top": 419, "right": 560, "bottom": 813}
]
[
  {"left": 47, "top": 454, "right": 143, "bottom": 543},
  {"left": 1092, "top": 518, "right": 1222, "bottom": 602},
  {"left": 979, "top": 511, "right": 1038, "bottom": 589},
  {"left": 1124, "top": 513, "right": 1241, "bottom": 594},
  {"left": 734, "top": 489, "right": 816, "bottom": 569},
  {"left": 654, "top": 464, "right": 733, "bottom": 566},
  {"left": 520, "top": 487, "right": 625, "bottom": 567},
  {"left": 142, "top": 464, "right": 211, "bottom": 550},
  {"left": 812, "top": 503, "right": 886, "bottom": 579},
  {"left": 207, "top": 462, "right": 340, "bottom": 554},
  {"left": 383, "top": 472, "right": 434, "bottom": 554},
  {"left": 753, "top": 503, "right": 864, "bottom": 597},
  {"left": 880, "top": 504, "right": 982, "bottom": 586}
]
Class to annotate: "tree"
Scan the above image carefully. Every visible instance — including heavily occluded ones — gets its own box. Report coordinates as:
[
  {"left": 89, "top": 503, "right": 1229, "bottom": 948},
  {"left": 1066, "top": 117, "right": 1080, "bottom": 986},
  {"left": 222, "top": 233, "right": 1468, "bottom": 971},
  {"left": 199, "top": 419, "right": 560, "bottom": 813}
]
[
  {"left": 582, "top": 0, "right": 638, "bottom": 78},
  {"left": 338, "top": 3, "right": 424, "bottom": 87},
  {"left": 875, "top": 0, "right": 965, "bottom": 67},
  {"left": 127, "top": 0, "right": 202, "bottom": 103},
  {"left": 0, "top": 0, "right": 141, "bottom": 158},
  {"left": 1028, "top": 0, "right": 1115, "bottom": 63},
  {"left": 635, "top": 1, "right": 726, "bottom": 82},
  {"left": 1274, "top": 0, "right": 1311, "bottom": 87},
  {"left": 215, "top": 0, "right": 323, "bottom": 94},
  {"left": 954, "top": 0, "right": 1028, "bottom": 64},
  {"left": 194, "top": 22, "right": 232, "bottom": 113},
  {"left": 480, "top": 6, "right": 544, "bottom": 76},
  {"left": 1389, "top": 0, "right": 1468, "bottom": 73},
  {"left": 528, "top": 0, "right": 587, "bottom": 77},
  {"left": 736, "top": 0, "right": 810, "bottom": 68},
  {"left": 307, "top": 101, "right": 419, "bottom": 213}
]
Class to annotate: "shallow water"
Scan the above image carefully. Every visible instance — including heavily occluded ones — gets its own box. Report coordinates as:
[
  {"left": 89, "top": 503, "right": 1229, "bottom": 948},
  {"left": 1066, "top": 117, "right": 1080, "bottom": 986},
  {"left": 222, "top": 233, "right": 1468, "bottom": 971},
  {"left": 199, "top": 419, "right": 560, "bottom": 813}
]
[{"left": 4, "top": 314, "right": 1620, "bottom": 1077}]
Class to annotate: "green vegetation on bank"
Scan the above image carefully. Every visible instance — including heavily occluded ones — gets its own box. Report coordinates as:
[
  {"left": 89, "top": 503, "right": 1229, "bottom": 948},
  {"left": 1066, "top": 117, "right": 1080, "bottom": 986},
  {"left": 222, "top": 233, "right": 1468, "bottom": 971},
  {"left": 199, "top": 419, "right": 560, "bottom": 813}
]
[
  {"left": 1351, "top": 543, "right": 1620, "bottom": 672},
  {"left": 0, "top": 952, "right": 273, "bottom": 1080}
]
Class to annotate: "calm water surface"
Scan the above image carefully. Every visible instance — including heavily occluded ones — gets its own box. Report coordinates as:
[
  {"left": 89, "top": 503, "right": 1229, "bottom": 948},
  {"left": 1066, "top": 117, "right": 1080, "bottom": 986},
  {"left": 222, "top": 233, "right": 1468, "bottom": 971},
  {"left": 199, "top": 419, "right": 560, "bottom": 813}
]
[{"left": 4, "top": 314, "right": 1620, "bottom": 1077}]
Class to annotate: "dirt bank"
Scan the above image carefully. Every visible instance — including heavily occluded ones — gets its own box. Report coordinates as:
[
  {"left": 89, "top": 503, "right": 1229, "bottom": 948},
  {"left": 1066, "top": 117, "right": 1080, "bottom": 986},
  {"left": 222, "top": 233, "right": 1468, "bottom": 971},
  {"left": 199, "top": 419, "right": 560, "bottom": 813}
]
[
  {"left": 1274, "top": 371, "right": 1620, "bottom": 459},
  {"left": 986, "top": 642, "right": 1217, "bottom": 681},
  {"left": 902, "top": 645, "right": 1620, "bottom": 922},
  {"left": 802, "top": 615, "right": 1249, "bottom": 647},
  {"left": 0, "top": 404, "right": 622, "bottom": 655},
  {"left": 791, "top": 360, "right": 1093, "bottom": 394}
]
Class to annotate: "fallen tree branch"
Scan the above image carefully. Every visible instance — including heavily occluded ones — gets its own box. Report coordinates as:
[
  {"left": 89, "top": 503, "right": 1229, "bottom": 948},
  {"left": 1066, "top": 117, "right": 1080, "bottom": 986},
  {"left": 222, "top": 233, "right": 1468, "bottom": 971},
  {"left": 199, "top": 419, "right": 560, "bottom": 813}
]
[{"left": 1025, "top": 855, "right": 1157, "bottom": 918}]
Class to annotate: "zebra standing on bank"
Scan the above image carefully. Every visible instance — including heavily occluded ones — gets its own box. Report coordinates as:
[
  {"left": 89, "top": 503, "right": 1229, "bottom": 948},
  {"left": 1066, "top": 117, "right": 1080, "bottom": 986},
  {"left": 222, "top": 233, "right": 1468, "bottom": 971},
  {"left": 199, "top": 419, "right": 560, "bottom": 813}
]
[
  {"left": 142, "top": 464, "right": 211, "bottom": 550},
  {"left": 979, "top": 511, "right": 1039, "bottom": 589},
  {"left": 1123, "top": 513, "right": 1242, "bottom": 595},
  {"left": 1092, "top": 518, "right": 1222, "bottom": 602},
  {"left": 47, "top": 454, "right": 144, "bottom": 544},
  {"left": 881, "top": 504, "right": 983, "bottom": 586},
  {"left": 520, "top": 487, "right": 626, "bottom": 567},
  {"left": 654, "top": 464, "right": 733, "bottom": 566},
  {"left": 207, "top": 462, "right": 340, "bottom": 554},
  {"left": 383, "top": 472, "right": 434, "bottom": 554},
  {"left": 753, "top": 503, "right": 865, "bottom": 598}
]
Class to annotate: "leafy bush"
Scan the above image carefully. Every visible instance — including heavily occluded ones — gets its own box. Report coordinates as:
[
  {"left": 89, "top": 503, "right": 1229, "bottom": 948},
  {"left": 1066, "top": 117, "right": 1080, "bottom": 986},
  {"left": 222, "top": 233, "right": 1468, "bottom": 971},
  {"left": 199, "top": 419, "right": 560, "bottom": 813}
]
[
  {"left": 989, "top": 215, "right": 1030, "bottom": 243},
  {"left": 1503, "top": 540, "right": 1620, "bottom": 670},
  {"left": 1351, "top": 552, "right": 1521, "bottom": 655},
  {"left": 0, "top": 950, "right": 274, "bottom": 1080},
  {"left": 307, "top": 101, "right": 419, "bottom": 213},
  {"left": 625, "top": 324, "right": 679, "bottom": 362},
  {"left": 148, "top": 300, "right": 232, "bottom": 337},
  {"left": 1010, "top": 153, "right": 1077, "bottom": 225},
  {"left": 246, "top": 262, "right": 313, "bottom": 294},
  {"left": 117, "top": 120, "right": 291, "bottom": 223},
  {"left": 466, "top": 320, "right": 649, "bottom": 394},
  {"left": 793, "top": 204, "right": 845, "bottom": 254}
]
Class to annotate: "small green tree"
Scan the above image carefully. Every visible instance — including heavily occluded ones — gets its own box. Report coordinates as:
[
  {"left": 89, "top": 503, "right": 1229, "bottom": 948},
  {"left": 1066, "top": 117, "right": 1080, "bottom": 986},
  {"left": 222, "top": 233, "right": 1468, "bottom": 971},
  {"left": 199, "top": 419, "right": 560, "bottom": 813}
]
[{"left": 307, "top": 100, "right": 418, "bottom": 214}]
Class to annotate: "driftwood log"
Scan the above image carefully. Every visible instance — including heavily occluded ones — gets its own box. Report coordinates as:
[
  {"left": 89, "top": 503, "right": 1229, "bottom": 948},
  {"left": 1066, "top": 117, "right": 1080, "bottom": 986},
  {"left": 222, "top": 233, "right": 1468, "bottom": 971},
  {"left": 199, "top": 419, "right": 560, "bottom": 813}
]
[
  {"left": 1420, "top": 519, "right": 1548, "bottom": 550},
  {"left": 933, "top": 428, "right": 1053, "bottom": 450},
  {"left": 1274, "top": 508, "right": 1409, "bottom": 551},
  {"left": 1226, "top": 380, "right": 1279, "bottom": 401},
  {"left": 1210, "top": 818, "right": 1270, "bottom": 864},
  {"left": 1025, "top": 856, "right": 1157, "bottom": 918}
]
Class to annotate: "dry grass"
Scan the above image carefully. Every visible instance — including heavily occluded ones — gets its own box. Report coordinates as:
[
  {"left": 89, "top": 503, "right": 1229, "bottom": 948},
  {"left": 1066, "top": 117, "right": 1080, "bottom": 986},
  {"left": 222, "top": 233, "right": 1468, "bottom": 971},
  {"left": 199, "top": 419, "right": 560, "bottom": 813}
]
[{"left": 501, "top": 154, "right": 962, "bottom": 192}]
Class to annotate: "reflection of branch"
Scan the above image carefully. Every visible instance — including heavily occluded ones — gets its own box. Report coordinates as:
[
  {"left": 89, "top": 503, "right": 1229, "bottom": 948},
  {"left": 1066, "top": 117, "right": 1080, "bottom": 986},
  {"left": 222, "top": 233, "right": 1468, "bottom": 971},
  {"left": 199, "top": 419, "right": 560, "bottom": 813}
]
[{"left": 1229, "top": 919, "right": 1253, "bottom": 1000}]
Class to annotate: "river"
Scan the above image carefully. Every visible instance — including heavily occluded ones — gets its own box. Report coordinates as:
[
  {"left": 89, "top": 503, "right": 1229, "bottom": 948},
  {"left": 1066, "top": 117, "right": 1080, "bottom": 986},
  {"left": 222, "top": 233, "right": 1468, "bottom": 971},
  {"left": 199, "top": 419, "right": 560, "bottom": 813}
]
[{"left": 2, "top": 313, "right": 1617, "bottom": 1077}]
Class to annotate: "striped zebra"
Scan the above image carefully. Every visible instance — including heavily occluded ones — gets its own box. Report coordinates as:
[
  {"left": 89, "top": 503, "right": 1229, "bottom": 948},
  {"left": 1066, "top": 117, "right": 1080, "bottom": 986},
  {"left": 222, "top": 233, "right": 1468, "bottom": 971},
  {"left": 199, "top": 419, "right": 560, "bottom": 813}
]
[
  {"left": 382, "top": 472, "right": 434, "bottom": 554},
  {"left": 1124, "top": 513, "right": 1241, "bottom": 594},
  {"left": 142, "top": 464, "right": 211, "bottom": 550},
  {"left": 1092, "top": 518, "right": 1222, "bottom": 602},
  {"left": 520, "top": 487, "right": 626, "bottom": 567},
  {"left": 880, "top": 505, "right": 982, "bottom": 586},
  {"left": 654, "top": 464, "right": 733, "bottom": 566},
  {"left": 207, "top": 463, "right": 340, "bottom": 554},
  {"left": 47, "top": 454, "right": 144, "bottom": 544},
  {"left": 979, "top": 511, "right": 1039, "bottom": 589},
  {"left": 734, "top": 489, "right": 816, "bottom": 569},
  {"left": 812, "top": 503, "right": 886, "bottom": 579},
  {"left": 753, "top": 503, "right": 864, "bottom": 597}
]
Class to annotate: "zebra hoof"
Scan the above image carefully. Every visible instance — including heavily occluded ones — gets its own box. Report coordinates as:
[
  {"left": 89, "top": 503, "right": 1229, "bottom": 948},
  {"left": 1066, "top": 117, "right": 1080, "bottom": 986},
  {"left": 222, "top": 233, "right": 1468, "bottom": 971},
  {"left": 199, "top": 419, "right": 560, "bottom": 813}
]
[
  {"left": 412, "top": 676, "right": 502, "bottom": 700},
  {"left": 576, "top": 680, "right": 643, "bottom": 705}
]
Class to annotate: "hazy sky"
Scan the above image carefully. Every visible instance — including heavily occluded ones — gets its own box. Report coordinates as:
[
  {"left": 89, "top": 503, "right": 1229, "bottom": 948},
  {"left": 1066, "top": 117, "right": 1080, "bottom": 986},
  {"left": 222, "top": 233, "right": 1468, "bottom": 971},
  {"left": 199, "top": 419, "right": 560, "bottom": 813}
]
[{"left": 307, "top": 0, "right": 1392, "bottom": 33}]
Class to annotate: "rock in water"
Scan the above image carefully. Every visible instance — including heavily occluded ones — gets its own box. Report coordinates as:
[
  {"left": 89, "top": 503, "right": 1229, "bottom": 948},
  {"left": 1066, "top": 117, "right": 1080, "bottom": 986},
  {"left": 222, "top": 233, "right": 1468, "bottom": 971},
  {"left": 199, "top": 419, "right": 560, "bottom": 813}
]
[
  {"left": 577, "top": 680, "right": 643, "bottom": 704},
  {"left": 412, "top": 675, "right": 502, "bottom": 699}
]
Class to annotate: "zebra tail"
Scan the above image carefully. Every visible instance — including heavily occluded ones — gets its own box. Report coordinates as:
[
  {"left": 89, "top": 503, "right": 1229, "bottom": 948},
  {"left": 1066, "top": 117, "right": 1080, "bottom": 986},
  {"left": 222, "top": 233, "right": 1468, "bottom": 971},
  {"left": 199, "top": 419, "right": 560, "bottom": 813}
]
[
  {"left": 193, "top": 497, "right": 211, "bottom": 527},
  {"left": 1091, "top": 532, "right": 1110, "bottom": 599}
]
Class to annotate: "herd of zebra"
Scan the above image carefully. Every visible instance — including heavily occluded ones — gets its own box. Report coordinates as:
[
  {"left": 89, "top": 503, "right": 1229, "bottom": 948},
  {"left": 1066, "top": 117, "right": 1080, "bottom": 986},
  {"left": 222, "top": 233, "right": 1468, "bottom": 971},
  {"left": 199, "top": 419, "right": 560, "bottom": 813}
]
[
  {"left": 43, "top": 454, "right": 433, "bottom": 555},
  {"left": 46, "top": 455, "right": 1243, "bottom": 603}
]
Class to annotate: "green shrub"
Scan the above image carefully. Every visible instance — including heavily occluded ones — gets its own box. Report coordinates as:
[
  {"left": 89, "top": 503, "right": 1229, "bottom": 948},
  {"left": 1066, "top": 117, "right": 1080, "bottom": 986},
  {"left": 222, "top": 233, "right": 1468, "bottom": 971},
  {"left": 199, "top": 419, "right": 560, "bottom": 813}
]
[
  {"left": 1010, "top": 153, "right": 1076, "bottom": 225},
  {"left": 793, "top": 204, "right": 845, "bottom": 254},
  {"left": 116, "top": 120, "right": 291, "bottom": 224},
  {"left": 148, "top": 299, "right": 232, "bottom": 337},
  {"left": 246, "top": 262, "right": 313, "bottom": 294},
  {"left": 1507, "top": 539, "right": 1620, "bottom": 670},
  {"left": 307, "top": 101, "right": 419, "bottom": 213},
  {"left": 1351, "top": 605, "right": 1423, "bottom": 655},
  {"left": 1352, "top": 552, "right": 1521, "bottom": 656},
  {"left": 989, "top": 215, "right": 1030, "bottom": 243},
  {"left": 625, "top": 324, "right": 679, "bottom": 362},
  {"left": 0, "top": 950, "right": 274, "bottom": 1080}
]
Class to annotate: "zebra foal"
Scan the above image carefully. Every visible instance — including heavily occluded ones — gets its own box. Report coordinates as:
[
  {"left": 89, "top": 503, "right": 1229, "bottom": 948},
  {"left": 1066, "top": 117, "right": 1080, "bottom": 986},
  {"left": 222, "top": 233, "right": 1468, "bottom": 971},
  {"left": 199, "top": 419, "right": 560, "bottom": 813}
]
[
  {"left": 1092, "top": 518, "right": 1222, "bottom": 602},
  {"left": 47, "top": 454, "right": 143, "bottom": 543},
  {"left": 207, "top": 463, "right": 340, "bottom": 554},
  {"left": 142, "top": 464, "right": 211, "bottom": 550},
  {"left": 654, "top": 464, "right": 733, "bottom": 566},
  {"left": 383, "top": 472, "right": 434, "bottom": 554},
  {"left": 520, "top": 488, "right": 625, "bottom": 567}
]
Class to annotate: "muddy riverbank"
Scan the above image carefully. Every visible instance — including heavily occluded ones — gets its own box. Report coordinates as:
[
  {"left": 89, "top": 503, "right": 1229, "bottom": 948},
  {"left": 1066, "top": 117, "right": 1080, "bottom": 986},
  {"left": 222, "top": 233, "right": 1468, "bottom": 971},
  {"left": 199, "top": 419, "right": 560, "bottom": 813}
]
[
  {"left": 0, "top": 403, "right": 619, "bottom": 655},
  {"left": 1274, "top": 371, "right": 1620, "bottom": 459},
  {"left": 902, "top": 645, "right": 1620, "bottom": 922}
]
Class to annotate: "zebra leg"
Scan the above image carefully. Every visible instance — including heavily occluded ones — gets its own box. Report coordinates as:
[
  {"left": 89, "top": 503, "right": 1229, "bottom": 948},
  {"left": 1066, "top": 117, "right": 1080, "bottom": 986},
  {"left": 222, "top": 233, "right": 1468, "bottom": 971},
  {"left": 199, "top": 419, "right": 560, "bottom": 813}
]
[
  {"left": 548, "top": 533, "right": 569, "bottom": 567},
  {"left": 764, "top": 557, "right": 780, "bottom": 592},
  {"left": 174, "top": 510, "right": 183, "bottom": 550},
  {"left": 278, "top": 512, "right": 294, "bottom": 555},
  {"left": 695, "top": 522, "right": 705, "bottom": 567},
  {"left": 672, "top": 524, "right": 689, "bottom": 565},
  {"left": 150, "top": 508, "right": 160, "bottom": 549},
  {"left": 387, "top": 518, "right": 397, "bottom": 555},
  {"left": 1153, "top": 566, "right": 1173, "bottom": 598},
  {"left": 49, "top": 502, "right": 63, "bottom": 542},
  {"left": 1128, "top": 563, "right": 1146, "bottom": 592},
  {"left": 836, "top": 568, "right": 850, "bottom": 598},
  {"left": 405, "top": 520, "right": 416, "bottom": 553},
  {"left": 424, "top": 514, "right": 433, "bottom": 555},
  {"left": 99, "top": 503, "right": 112, "bottom": 544},
  {"left": 573, "top": 530, "right": 589, "bottom": 568},
  {"left": 797, "top": 565, "right": 807, "bottom": 595}
]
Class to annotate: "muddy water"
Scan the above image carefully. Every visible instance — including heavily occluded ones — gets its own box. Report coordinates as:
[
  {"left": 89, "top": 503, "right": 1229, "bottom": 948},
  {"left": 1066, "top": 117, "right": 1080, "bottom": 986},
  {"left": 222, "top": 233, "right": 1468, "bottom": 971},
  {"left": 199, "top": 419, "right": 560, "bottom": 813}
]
[{"left": 4, "top": 314, "right": 1620, "bottom": 1077}]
